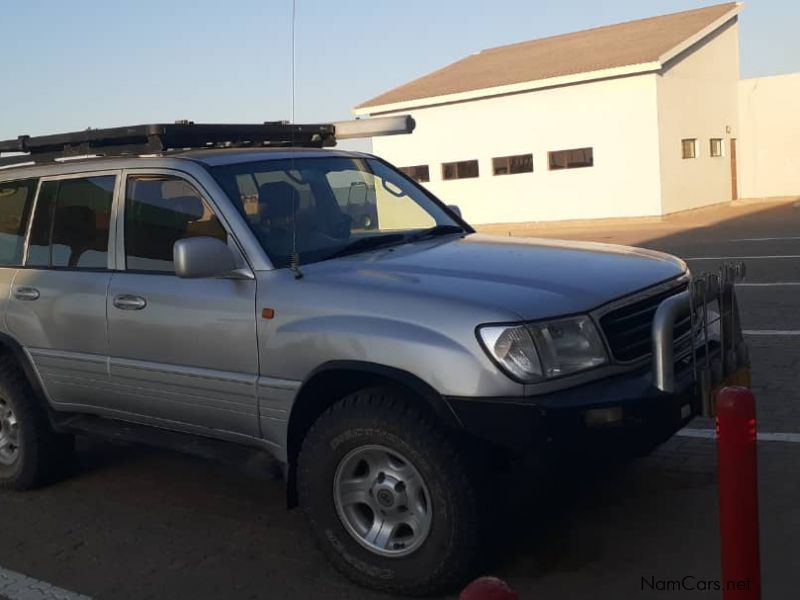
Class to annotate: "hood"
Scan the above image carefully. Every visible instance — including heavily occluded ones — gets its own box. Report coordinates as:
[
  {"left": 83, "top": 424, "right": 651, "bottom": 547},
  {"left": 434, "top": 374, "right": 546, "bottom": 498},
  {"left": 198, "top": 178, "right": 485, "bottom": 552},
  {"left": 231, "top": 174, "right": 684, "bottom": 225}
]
[{"left": 305, "top": 234, "right": 687, "bottom": 321}]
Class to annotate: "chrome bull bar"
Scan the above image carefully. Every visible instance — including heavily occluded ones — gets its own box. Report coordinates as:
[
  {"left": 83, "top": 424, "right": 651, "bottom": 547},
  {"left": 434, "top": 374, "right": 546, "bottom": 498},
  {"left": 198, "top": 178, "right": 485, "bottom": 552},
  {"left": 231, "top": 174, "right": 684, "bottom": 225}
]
[
  {"left": 652, "top": 262, "right": 749, "bottom": 417},
  {"left": 652, "top": 291, "right": 691, "bottom": 394}
]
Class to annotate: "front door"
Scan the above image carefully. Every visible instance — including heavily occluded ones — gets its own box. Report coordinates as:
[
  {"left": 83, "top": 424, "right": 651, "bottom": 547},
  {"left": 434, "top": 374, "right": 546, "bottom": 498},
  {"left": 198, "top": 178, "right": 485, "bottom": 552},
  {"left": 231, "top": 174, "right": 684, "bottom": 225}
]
[
  {"left": 730, "top": 138, "right": 739, "bottom": 200},
  {"left": 6, "top": 173, "right": 118, "bottom": 409},
  {"left": 106, "top": 172, "right": 259, "bottom": 437}
]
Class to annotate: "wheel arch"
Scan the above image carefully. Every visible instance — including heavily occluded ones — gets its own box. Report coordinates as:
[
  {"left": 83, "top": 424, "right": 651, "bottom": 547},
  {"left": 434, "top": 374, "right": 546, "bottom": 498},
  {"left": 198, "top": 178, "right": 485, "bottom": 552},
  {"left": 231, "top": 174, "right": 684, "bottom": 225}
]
[
  {"left": 0, "top": 332, "right": 50, "bottom": 409},
  {"left": 285, "top": 361, "right": 462, "bottom": 507}
]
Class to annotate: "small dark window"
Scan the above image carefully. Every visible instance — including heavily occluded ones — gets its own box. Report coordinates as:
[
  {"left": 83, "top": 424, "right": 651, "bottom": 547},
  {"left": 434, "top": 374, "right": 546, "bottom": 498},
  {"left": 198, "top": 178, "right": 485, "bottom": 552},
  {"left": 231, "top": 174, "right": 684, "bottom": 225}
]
[
  {"left": 682, "top": 139, "right": 697, "bottom": 159},
  {"left": 493, "top": 154, "right": 533, "bottom": 176},
  {"left": 548, "top": 148, "right": 594, "bottom": 170},
  {"left": 399, "top": 165, "right": 430, "bottom": 183},
  {"left": 442, "top": 160, "right": 479, "bottom": 180},
  {"left": 0, "top": 178, "right": 38, "bottom": 266},
  {"left": 710, "top": 138, "right": 723, "bottom": 157},
  {"left": 125, "top": 176, "right": 227, "bottom": 272},
  {"left": 27, "top": 176, "right": 115, "bottom": 268}
]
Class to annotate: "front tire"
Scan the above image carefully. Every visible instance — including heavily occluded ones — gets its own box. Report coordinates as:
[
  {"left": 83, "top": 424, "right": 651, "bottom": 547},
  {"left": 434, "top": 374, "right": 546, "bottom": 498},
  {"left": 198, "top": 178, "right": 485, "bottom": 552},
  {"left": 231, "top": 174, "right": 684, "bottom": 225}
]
[{"left": 297, "top": 388, "right": 479, "bottom": 596}]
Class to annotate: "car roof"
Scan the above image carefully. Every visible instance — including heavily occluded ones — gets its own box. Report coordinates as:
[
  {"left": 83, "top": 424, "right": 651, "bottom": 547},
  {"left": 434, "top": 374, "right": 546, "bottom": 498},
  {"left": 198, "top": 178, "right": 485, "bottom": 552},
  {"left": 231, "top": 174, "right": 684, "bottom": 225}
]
[{"left": 0, "top": 147, "right": 376, "bottom": 180}]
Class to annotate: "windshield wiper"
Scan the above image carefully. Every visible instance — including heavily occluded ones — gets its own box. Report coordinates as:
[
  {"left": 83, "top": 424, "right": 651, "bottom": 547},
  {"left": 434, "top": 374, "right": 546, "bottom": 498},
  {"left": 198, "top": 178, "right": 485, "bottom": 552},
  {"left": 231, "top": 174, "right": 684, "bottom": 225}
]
[
  {"left": 325, "top": 226, "right": 465, "bottom": 261},
  {"left": 325, "top": 233, "right": 407, "bottom": 260},
  {"left": 404, "top": 224, "right": 465, "bottom": 243}
]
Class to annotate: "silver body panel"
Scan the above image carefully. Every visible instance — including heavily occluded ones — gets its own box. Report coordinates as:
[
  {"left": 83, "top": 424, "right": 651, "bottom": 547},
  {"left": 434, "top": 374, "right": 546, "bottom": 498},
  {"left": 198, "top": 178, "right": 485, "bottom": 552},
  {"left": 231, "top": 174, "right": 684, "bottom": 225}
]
[
  {"left": 106, "top": 273, "right": 259, "bottom": 436},
  {"left": 6, "top": 269, "right": 111, "bottom": 409},
  {"left": 0, "top": 151, "right": 687, "bottom": 463},
  {"left": 0, "top": 268, "right": 18, "bottom": 331}
]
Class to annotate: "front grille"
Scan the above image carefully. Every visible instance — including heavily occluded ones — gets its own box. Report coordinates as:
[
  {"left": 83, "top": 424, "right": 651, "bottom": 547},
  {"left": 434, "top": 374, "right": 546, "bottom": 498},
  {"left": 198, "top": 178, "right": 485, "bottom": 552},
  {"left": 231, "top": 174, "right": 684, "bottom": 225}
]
[{"left": 599, "top": 283, "right": 690, "bottom": 362}]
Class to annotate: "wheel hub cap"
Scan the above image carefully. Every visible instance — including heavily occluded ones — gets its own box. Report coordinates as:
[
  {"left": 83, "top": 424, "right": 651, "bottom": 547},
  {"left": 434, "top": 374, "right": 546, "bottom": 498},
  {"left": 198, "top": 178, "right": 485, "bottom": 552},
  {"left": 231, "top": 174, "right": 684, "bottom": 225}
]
[
  {"left": 0, "top": 398, "right": 20, "bottom": 466},
  {"left": 333, "top": 444, "right": 433, "bottom": 557},
  {"left": 376, "top": 488, "right": 396, "bottom": 507}
]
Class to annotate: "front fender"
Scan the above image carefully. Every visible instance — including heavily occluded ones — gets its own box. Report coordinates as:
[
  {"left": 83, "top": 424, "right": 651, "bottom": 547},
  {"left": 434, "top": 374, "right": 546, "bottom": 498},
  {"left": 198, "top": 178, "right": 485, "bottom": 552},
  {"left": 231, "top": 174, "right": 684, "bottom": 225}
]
[{"left": 263, "top": 314, "right": 522, "bottom": 398}]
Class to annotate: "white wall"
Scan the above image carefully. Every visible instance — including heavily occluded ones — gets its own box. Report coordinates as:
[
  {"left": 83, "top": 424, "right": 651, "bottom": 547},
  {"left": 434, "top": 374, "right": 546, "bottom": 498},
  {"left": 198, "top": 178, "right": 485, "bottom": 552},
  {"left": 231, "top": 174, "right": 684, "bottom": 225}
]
[
  {"left": 370, "top": 74, "right": 662, "bottom": 225},
  {"left": 656, "top": 18, "right": 740, "bottom": 214},
  {"left": 738, "top": 72, "right": 800, "bottom": 199}
]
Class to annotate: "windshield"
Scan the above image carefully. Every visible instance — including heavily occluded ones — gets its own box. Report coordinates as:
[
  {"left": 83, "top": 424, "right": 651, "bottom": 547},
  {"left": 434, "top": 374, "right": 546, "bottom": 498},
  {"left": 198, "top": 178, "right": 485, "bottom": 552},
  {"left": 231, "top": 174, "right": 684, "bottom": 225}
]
[{"left": 211, "top": 156, "right": 462, "bottom": 268}]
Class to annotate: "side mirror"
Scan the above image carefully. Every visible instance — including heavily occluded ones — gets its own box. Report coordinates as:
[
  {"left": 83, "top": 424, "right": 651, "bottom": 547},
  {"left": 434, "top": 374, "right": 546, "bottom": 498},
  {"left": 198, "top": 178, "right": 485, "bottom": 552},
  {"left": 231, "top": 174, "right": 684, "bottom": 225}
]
[
  {"left": 174, "top": 237, "right": 239, "bottom": 279},
  {"left": 447, "top": 204, "right": 462, "bottom": 219}
]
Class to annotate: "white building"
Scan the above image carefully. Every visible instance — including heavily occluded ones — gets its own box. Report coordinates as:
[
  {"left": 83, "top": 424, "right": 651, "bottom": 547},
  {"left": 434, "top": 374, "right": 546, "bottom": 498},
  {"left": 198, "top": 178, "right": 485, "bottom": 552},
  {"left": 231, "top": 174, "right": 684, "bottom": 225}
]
[{"left": 354, "top": 3, "right": 800, "bottom": 225}]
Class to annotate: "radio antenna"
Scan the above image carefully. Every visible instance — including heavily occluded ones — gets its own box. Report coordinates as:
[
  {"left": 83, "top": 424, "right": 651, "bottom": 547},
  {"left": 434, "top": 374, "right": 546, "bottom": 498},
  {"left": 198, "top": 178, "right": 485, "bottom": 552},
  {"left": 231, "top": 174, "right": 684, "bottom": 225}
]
[{"left": 288, "top": 0, "right": 303, "bottom": 279}]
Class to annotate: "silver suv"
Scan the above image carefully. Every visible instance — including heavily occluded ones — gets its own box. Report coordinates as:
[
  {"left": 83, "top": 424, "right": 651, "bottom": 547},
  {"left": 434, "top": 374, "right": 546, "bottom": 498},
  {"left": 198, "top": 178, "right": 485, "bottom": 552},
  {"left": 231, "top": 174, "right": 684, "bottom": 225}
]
[{"left": 0, "top": 123, "right": 745, "bottom": 595}]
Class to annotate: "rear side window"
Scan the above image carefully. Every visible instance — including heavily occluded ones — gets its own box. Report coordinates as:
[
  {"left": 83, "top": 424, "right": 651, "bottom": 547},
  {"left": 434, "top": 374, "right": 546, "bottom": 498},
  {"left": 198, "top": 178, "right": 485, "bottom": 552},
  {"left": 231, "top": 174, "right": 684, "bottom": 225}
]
[
  {"left": 0, "top": 178, "right": 38, "bottom": 266},
  {"left": 27, "top": 176, "right": 115, "bottom": 269},
  {"left": 125, "top": 176, "right": 227, "bottom": 272}
]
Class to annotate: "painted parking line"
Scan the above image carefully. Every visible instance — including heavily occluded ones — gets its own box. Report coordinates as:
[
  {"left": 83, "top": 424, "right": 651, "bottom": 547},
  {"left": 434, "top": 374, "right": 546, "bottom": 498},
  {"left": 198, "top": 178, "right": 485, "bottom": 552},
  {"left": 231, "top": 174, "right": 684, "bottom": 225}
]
[
  {"left": 0, "top": 566, "right": 91, "bottom": 600},
  {"left": 732, "top": 236, "right": 800, "bottom": 242},
  {"left": 684, "top": 255, "right": 800, "bottom": 260},
  {"left": 677, "top": 429, "right": 800, "bottom": 443},
  {"left": 736, "top": 281, "right": 800, "bottom": 290},
  {"left": 737, "top": 282, "right": 800, "bottom": 287},
  {"left": 743, "top": 330, "right": 800, "bottom": 336}
]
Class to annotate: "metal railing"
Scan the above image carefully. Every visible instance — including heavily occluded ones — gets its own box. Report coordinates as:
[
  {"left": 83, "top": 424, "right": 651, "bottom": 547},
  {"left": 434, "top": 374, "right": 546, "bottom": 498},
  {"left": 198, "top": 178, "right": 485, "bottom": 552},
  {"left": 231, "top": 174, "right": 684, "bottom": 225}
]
[{"left": 652, "top": 262, "right": 749, "bottom": 416}]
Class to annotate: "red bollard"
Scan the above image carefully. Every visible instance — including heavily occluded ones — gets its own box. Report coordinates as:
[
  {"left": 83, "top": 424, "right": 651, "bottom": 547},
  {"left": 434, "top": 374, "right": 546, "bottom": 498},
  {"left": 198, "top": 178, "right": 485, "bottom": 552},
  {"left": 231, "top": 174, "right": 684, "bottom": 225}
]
[
  {"left": 459, "top": 576, "right": 518, "bottom": 600},
  {"left": 716, "top": 386, "right": 761, "bottom": 599}
]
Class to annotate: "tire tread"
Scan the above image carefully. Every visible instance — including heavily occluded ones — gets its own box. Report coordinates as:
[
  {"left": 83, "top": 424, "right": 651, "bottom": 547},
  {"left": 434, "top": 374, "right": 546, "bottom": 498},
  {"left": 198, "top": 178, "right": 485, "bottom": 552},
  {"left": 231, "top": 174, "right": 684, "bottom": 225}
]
[{"left": 298, "top": 387, "right": 479, "bottom": 596}]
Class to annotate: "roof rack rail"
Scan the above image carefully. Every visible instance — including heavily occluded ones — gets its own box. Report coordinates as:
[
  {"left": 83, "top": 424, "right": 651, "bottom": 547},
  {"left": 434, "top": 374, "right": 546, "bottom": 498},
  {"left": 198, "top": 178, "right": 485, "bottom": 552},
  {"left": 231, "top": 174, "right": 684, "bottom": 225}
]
[
  {"left": 0, "top": 122, "right": 335, "bottom": 169},
  {"left": 0, "top": 116, "right": 415, "bottom": 169}
]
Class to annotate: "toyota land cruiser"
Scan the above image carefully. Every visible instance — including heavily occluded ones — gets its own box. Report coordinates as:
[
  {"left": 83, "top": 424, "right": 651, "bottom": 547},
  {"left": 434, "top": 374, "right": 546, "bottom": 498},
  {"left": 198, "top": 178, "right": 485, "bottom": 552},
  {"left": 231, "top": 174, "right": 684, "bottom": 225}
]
[{"left": 0, "top": 121, "right": 747, "bottom": 595}]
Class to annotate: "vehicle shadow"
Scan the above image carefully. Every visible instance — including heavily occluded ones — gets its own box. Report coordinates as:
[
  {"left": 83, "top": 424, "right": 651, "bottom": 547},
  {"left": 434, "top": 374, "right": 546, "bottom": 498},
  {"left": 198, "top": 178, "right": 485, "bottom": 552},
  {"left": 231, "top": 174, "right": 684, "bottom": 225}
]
[
  {"left": 478, "top": 443, "right": 719, "bottom": 584},
  {"left": 479, "top": 451, "right": 631, "bottom": 573},
  {"left": 69, "top": 435, "right": 282, "bottom": 483}
]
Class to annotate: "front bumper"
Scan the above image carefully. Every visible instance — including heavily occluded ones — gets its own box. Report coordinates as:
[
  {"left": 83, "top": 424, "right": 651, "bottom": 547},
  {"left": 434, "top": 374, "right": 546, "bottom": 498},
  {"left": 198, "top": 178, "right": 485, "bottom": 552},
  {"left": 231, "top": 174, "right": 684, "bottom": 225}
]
[
  {"left": 444, "top": 361, "right": 700, "bottom": 454},
  {"left": 445, "top": 264, "right": 750, "bottom": 455}
]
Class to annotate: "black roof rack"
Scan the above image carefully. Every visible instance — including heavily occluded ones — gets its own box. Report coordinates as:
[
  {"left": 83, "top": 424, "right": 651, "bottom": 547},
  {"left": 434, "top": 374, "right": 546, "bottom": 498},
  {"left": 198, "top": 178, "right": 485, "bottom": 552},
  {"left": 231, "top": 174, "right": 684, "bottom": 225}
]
[{"left": 0, "top": 121, "right": 337, "bottom": 169}]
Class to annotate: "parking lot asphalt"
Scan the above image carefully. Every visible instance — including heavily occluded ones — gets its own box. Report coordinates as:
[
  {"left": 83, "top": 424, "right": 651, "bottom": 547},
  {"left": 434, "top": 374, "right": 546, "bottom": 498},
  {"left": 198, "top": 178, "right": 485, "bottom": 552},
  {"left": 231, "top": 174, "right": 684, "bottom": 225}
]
[{"left": 1, "top": 198, "right": 799, "bottom": 600}]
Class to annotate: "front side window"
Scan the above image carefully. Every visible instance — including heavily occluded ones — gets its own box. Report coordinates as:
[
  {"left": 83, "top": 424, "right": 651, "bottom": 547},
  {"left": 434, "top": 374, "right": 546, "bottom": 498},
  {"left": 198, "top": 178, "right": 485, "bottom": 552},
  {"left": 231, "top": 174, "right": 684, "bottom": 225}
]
[
  {"left": 212, "top": 157, "right": 460, "bottom": 268},
  {"left": 0, "top": 178, "right": 38, "bottom": 266},
  {"left": 548, "top": 148, "right": 594, "bottom": 170},
  {"left": 27, "top": 175, "right": 115, "bottom": 269},
  {"left": 125, "top": 176, "right": 227, "bottom": 272}
]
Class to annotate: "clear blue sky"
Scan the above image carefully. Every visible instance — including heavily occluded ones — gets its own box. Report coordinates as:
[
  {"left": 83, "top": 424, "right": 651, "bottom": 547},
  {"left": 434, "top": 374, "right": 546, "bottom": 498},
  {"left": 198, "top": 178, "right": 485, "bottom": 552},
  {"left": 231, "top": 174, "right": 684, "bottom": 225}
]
[{"left": 2, "top": 0, "right": 798, "bottom": 143}]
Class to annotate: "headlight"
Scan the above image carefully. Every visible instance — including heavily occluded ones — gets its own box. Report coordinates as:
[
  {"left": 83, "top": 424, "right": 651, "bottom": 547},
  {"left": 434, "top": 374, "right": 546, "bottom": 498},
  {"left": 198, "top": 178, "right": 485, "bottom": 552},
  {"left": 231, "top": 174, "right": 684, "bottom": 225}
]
[
  {"left": 478, "top": 316, "right": 607, "bottom": 382},
  {"left": 527, "top": 316, "right": 608, "bottom": 378},
  {"left": 477, "top": 324, "right": 542, "bottom": 381}
]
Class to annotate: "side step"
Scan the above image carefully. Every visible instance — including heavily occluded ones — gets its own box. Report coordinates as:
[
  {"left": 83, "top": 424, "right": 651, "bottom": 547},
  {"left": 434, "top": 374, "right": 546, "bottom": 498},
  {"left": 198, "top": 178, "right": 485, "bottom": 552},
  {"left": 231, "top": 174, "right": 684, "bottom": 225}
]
[{"left": 55, "top": 414, "right": 283, "bottom": 480}]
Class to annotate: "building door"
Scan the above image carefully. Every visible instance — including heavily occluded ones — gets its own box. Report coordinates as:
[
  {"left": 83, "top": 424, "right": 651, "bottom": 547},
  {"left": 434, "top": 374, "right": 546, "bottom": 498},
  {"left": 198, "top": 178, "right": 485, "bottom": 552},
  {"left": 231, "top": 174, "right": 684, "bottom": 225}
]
[{"left": 730, "top": 138, "right": 739, "bottom": 200}]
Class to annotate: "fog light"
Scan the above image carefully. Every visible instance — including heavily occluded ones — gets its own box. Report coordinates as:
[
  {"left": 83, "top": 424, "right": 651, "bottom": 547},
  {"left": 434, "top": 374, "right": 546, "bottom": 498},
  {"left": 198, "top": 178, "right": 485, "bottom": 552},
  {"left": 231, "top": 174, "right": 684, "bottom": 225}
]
[{"left": 584, "top": 407, "right": 624, "bottom": 428}]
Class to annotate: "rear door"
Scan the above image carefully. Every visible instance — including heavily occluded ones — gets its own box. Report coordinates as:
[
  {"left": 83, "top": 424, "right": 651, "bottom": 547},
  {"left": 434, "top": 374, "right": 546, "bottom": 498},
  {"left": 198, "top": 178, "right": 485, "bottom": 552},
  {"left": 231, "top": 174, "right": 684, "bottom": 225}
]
[
  {"left": 6, "top": 171, "right": 119, "bottom": 409},
  {"left": 105, "top": 170, "right": 259, "bottom": 437},
  {"left": 0, "top": 177, "right": 39, "bottom": 338}
]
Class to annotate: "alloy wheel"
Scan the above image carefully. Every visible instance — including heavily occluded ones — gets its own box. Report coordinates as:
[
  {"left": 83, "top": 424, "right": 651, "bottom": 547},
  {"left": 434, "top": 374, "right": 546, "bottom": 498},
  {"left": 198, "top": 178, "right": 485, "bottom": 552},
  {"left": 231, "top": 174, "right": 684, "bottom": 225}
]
[{"left": 333, "top": 444, "right": 433, "bottom": 557}]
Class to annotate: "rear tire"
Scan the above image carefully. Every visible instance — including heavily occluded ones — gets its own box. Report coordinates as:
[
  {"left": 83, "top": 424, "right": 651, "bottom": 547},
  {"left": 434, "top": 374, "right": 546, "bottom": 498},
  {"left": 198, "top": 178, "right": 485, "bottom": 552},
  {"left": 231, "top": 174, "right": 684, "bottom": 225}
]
[
  {"left": 0, "top": 357, "right": 74, "bottom": 490},
  {"left": 297, "top": 387, "right": 479, "bottom": 596}
]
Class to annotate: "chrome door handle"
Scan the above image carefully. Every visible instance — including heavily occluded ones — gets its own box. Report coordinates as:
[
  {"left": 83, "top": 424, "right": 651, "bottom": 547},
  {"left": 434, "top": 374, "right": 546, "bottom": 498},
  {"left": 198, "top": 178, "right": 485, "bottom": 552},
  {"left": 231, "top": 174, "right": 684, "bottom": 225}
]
[
  {"left": 113, "top": 294, "right": 147, "bottom": 310},
  {"left": 13, "top": 287, "right": 40, "bottom": 301}
]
